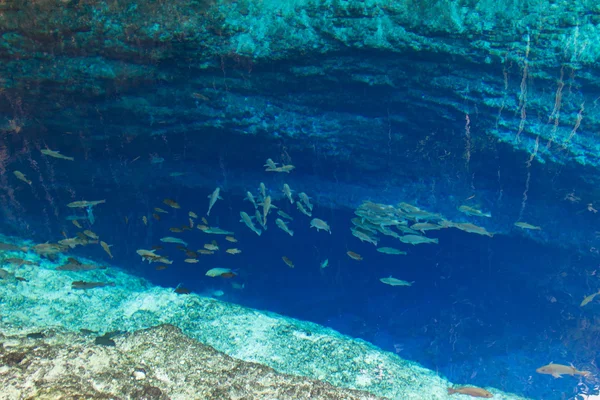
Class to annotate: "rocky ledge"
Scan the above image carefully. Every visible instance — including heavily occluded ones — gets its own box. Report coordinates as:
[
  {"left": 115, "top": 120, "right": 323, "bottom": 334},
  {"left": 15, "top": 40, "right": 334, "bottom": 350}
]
[{"left": 0, "top": 324, "right": 382, "bottom": 400}]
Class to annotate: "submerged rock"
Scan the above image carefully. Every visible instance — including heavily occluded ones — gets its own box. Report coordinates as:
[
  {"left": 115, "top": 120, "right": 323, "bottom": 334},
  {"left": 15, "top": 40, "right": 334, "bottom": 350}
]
[
  {"left": 0, "top": 243, "right": 530, "bottom": 399},
  {"left": 0, "top": 324, "right": 382, "bottom": 400}
]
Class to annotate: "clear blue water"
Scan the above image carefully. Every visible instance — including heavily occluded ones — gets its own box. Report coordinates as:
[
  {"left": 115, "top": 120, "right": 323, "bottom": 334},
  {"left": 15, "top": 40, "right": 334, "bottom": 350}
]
[
  {"left": 3, "top": 150, "right": 598, "bottom": 399},
  {"left": 2, "top": 3, "right": 600, "bottom": 399}
]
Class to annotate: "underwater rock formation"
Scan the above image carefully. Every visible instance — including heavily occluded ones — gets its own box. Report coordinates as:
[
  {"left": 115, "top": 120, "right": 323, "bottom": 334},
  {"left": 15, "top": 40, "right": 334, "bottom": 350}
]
[
  {"left": 0, "top": 324, "right": 383, "bottom": 399},
  {"left": 0, "top": 0, "right": 597, "bottom": 165},
  {"left": 1, "top": 1, "right": 599, "bottom": 256},
  {"left": 0, "top": 240, "right": 530, "bottom": 399}
]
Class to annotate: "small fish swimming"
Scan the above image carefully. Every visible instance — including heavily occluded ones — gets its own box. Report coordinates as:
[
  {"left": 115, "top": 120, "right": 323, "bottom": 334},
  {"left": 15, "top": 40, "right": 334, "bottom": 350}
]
[
  {"left": 396, "top": 202, "right": 421, "bottom": 213},
  {"left": 245, "top": 191, "right": 258, "bottom": 209},
  {"left": 397, "top": 203, "right": 443, "bottom": 222},
  {"left": 83, "top": 230, "right": 99, "bottom": 240},
  {"left": 264, "top": 158, "right": 278, "bottom": 169},
  {"left": 67, "top": 200, "right": 105, "bottom": 208},
  {"left": 155, "top": 256, "right": 173, "bottom": 264},
  {"left": 296, "top": 201, "right": 312, "bottom": 217},
  {"left": 397, "top": 225, "right": 421, "bottom": 236},
  {"left": 298, "top": 192, "right": 313, "bottom": 211},
  {"left": 398, "top": 235, "right": 438, "bottom": 245},
  {"left": 72, "top": 220, "right": 82, "bottom": 229},
  {"left": 189, "top": 211, "right": 198, "bottom": 218},
  {"left": 206, "top": 267, "right": 236, "bottom": 278},
  {"left": 266, "top": 164, "right": 295, "bottom": 173},
  {"left": 282, "top": 256, "right": 294, "bottom": 268},
  {"left": 347, "top": 251, "right": 362, "bottom": 261},
  {"left": 191, "top": 92, "right": 209, "bottom": 101},
  {"left": 240, "top": 211, "right": 262, "bottom": 236},
  {"left": 57, "top": 262, "right": 106, "bottom": 271},
  {"left": 13, "top": 171, "right": 31, "bottom": 185},
  {"left": 279, "top": 164, "right": 296, "bottom": 173},
  {"left": 580, "top": 291, "right": 600, "bottom": 307},
  {"left": 137, "top": 249, "right": 157, "bottom": 258},
  {"left": 207, "top": 187, "right": 223, "bottom": 216},
  {"left": 444, "top": 221, "right": 493, "bottom": 237},
  {"left": 174, "top": 286, "right": 191, "bottom": 294},
  {"left": 184, "top": 258, "right": 199, "bottom": 264},
  {"left": 277, "top": 210, "right": 293, "bottom": 220},
  {"left": 458, "top": 205, "right": 491, "bottom": 218},
  {"left": 160, "top": 237, "right": 188, "bottom": 246},
  {"left": 351, "top": 229, "right": 378, "bottom": 246},
  {"left": 377, "top": 247, "right": 407, "bottom": 255},
  {"left": 320, "top": 259, "right": 329, "bottom": 269},
  {"left": 152, "top": 213, "right": 161, "bottom": 221},
  {"left": 259, "top": 196, "right": 277, "bottom": 225},
  {"left": 226, "top": 248, "right": 242, "bottom": 255},
  {"left": 255, "top": 209, "right": 268, "bottom": 231},
  {"left": 380, "top": 276, "right": 413, "bottom": 287},
  {"left": 447, "top": 387, "right": 493, "bottom": 398},
  {"left": 72, "top": 281, "right": 115, "bottom": 290},
  {"left": 0, "top": 242, "right": 27, "bottom": 252},
  {"left": 58, "top": 237, "right": 86, "bottom": 249},
  {"left": 225, "top": 236, "right": 237, "bottom": 243},
  {"left": 536, "top": 363, "right": 591, "bottom": 378},
  {"left": 514, "top": 222, "right": 541, "bottom": 230},
  {"left": 163, "top": 198, "right": 181, "bottom": 209},
  {"left": 282, "top": 184, "right": 294, "bottom": 204},
  {"left": 3, "top": 258, "right": 36, "bottom": 267},
  {"left": 202, "top": 227, "right": 235, "bottom": 235},
  {"left": 86, "top": 206, "right": 96, "bottom": 225},
  {"left": 410, "top": 223, "right": 443, "bottom": 233},
  {"left": 32, "top": 243, "right": 66, "bottom": 256},
  {"left": 137, "top": 249, "right": 173, "bottom": 265},
  {"left": 203, "top": 243, "right": 219, "bottom": 251},
  {"left": 276, "top": 218, "right": 294, "bottom": 236},
  {"left": 41, "top": 148, "right": 74, "bottom": 161},
  {"left": 154, "top": 207, "right": 169, "bottom": 214},
  {"left": 258, "top": 182, "right": 267, "bottom": 200},
  {"left": 185, "top": 250, "right": 198, "bottom": 258},
  {"left": 100, "top": 241, "right": 113, "bottom": 258},
  {"left": 310, "top": 218, "right": 331, "bottom": 234}
]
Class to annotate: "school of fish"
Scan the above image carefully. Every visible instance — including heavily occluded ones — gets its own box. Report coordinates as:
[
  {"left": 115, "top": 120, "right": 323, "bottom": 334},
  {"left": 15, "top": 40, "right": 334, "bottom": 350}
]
[{"left": 4, "top": 153, "right": 588, "bottom": 394}]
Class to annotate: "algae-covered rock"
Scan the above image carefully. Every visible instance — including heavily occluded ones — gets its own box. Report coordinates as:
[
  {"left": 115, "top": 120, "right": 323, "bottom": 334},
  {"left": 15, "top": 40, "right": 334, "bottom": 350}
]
[{"left": 0, "top": 324, "right": 383, "bottom": 400}]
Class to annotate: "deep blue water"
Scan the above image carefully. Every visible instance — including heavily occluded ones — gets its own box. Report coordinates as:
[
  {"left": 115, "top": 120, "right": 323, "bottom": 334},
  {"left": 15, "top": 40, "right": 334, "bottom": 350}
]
[
  {"left": 2, "top": 153, "right": 599, "bottom": 400},
  {"left": 1, "top": 28, "right": 599, "bottom": 400}
]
